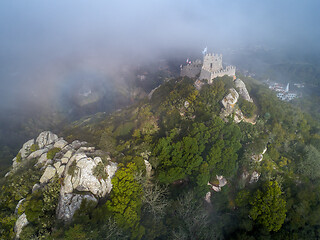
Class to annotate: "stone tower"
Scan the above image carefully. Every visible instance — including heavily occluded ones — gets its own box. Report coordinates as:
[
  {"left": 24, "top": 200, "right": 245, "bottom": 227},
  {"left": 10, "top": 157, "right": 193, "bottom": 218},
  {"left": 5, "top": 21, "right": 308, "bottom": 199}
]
[
  {"left": 199, "top": 53, "right": 235, "bottom": 83},
  {"left": 202, "top": 53, "right": 223, "bottom": 72}
]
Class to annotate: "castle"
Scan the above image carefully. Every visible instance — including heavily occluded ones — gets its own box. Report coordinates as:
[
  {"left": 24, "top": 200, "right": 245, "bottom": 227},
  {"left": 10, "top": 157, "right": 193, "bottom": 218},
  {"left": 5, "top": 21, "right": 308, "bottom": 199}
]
[{"left": 180, "top": 53, "right": 236, "bottom": 83}]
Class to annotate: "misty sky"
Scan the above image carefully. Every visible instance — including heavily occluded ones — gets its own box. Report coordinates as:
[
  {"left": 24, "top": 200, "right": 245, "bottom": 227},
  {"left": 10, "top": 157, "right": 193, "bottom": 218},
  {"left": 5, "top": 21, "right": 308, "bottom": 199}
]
[{"left": 0, "top": 0, "right": 320, "bottom": 110}]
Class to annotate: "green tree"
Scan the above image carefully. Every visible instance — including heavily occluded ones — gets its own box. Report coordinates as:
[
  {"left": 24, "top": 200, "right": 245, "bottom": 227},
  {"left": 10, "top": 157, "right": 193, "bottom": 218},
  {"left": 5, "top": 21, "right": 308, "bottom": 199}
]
[
  {"left": 106, "top": 163, "right": 144, "bottom": 239},
  {"left": 297, "top": 145, "right": 320, "bottom": 180},
  {"left": 249, "top": 181, "right": 286, "bottom": 232}
]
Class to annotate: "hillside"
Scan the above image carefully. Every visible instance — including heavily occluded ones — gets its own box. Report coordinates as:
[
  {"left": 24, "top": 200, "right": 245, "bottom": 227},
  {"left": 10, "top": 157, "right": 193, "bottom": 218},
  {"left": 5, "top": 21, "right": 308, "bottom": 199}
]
[{"left": 1, "top": 75, "right": 320, "bottom": 239}]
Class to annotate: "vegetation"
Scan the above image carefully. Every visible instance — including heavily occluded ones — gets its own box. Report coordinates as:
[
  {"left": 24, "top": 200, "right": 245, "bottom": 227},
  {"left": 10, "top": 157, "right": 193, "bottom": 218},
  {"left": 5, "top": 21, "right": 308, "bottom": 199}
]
[
  {"left": 93, "top": 162, "right": 108, "bottom": 180},
  {"left": 0, "top": 75, "right": 319, "bottom": 239},
  {"left": 30, "top": 144, "right": 39, "bottom": 153},
  {"left": 249, "top": 181, "right": 286, "bottom": 232},
  {"left": 16, "top": 152, "right": 22, "bottom": 163},
  {"left": 46, "top": 147, "right": 61, "bottom": 160}
]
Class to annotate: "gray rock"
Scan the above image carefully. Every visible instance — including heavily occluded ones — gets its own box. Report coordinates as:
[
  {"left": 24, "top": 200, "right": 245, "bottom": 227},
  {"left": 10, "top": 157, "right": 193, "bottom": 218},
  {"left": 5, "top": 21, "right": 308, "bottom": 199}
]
[
  {"left": 221, "top": 88, "right": 239, "bottom": 109},
  {"left": 71, "top": 140, "right": 82, "bottom": 150},
  {"left": 93, "top": 157, "right": 102, "bottom": 165},
  {"left": 57, "top": 165, "right": 65, "bottom": 177},
  {"left": 105, "top": 162, "right": 118, "bottom": 194},
  {"left": 61, "top": 150, "right": 74, "bottom": 164},
  {"left": 36, "top": 153, "right": 48, "bottom": 166},
  {"left": 54, "top": 161, "right": 61, "bottom": 170},
  {"left": 204, "top": 192, "right": 211, "bottom": 204},
  {"left": 235, "top": 79, "right": 253, "bottom": 102},
  {"left": 144, "top": 160, "right": 152, "bottom": 178},
  {"left": 76, "top": 146, "right": 95, "bottom": 154},
  {"left": 62, "top": 153, "right": 117, "bottom": 198},
  {"left": 56, "top": 193, "right": 97, "bottom": 221},
  {"left": 36, "top": 131, "right": 58, "bottom": 149},
  {"left": 217, "top": 175, "right": 227, "bottom": 187},
  {"left": 20, "top": 139, "right": 35, "bottom": 158},
  {"left": 53, "top": 139, "right": 68, "bottom": 149},
  {"left": 14, "top": 198, "right": 25, "bottom": 215},
  {"left": 32, "top": 183, "right": 41, "bottom": 193},
  {"left": 40, "top": 166, "right": 57, "bottom": 184},
  {"left": 14, "top": 213, "right": 28, "bottom": 239},
  {"left": 249, "top": 171, "right": 261, "bottom": 184},
  {"left": 27, "top": 148, "right": 48, "bottom": 160}
]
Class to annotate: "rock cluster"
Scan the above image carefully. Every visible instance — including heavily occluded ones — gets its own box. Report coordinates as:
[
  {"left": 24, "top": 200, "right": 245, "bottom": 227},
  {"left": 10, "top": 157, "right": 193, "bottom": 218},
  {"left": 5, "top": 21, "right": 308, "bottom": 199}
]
[
  {"left": 220, "top": 88, "right": 244, "bottom": 123},
  {"left": 10, "top": 131, "right": 118, "bottom": 237},
  {"left": 234, "top": 79, "right": 253, "bottom": 102}
]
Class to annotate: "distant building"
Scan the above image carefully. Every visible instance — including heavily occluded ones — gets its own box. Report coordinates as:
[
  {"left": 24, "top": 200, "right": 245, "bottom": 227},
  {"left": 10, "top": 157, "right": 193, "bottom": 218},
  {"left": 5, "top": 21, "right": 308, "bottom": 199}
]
[{"left": 269, "top": 82, "right": 298, "bottom": 101}]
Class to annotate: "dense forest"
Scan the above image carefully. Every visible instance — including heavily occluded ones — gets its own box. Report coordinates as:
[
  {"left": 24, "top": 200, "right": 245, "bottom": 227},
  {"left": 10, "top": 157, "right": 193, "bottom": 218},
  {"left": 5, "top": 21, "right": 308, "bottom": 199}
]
[{"left": 1, "top": 75, "right": 320, "bottom": 239}]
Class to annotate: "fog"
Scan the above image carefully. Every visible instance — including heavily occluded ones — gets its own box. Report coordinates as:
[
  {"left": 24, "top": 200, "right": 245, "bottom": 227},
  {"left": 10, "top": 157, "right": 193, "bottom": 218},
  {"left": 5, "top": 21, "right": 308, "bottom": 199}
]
[{"left": 0, "top": 0, "right": 320, "bottom": 111}]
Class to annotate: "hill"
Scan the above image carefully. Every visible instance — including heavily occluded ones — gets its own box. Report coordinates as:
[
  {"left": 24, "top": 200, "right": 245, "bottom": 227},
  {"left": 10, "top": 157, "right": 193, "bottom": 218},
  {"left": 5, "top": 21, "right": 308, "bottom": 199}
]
[{"left": 0, "top": 75, "right": 319, "bottom": 239}]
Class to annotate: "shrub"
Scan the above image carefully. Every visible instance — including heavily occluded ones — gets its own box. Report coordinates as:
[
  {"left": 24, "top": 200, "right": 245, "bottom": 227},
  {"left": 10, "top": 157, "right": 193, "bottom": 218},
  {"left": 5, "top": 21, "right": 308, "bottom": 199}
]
[
  {"left": 47, "top": 147, "right": 61, "bottom": 160},
  {"left": 93, "top": 162, "right": 108, "bottom": 180},
  {"left": 16, "top": 152, "right": 22, "bottom": 163},
  {"left": 30, "top": 144, "right": 39, "bottom": 153},
  {"left": 68, "top": 161, "right": 77, "bottom": 177}
]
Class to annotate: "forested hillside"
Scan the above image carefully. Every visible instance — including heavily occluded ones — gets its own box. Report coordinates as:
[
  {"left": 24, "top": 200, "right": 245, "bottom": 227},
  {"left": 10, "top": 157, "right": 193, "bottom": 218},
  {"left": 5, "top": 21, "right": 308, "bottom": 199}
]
[{"left": 1, "top": 76, "right": 319, "bottom": 239}]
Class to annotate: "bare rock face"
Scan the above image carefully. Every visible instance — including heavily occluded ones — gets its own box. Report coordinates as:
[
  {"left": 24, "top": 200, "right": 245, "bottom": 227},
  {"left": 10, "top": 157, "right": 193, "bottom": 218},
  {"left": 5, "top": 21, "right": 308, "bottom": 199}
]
[
  {"left": 249, "top": 171, "right": 261, "bottom": 183},
  {"left": 53, "top": 139, "right": 68, "bottom": 149},
  {"left": 14, "top": 213, "right": 28, "bottom": 239},
  {"left": 10, "top": 130, "right": 119, "bottom": 226},
  {"left": 20, "top": 139, "right": 35, "bottom": 158},
  {"left": 221, "top": 88, "right": 239, "bottom": 109},
  {"left": 217, "top": 175, "right": 227, "bottom": 187},
  {"left": 40, "top": 166, "right": 57, "bottom": 184},
  {"left": 36, "top": 131, "right": 58, "bottom": 149},
  {"left": 27, "top": 148, "right": 48, "bottom": 160},
  {"left": 62, "top": 153, "right": 117, "bottom": 198},
  {"left": 220, "top": 88, "right": 244, "bottom": 122},
  {"left": 235, "top": 79, "right": 253, "bottom": 102},
  {"left": 56, "top": 193, "right": 97, "bottom": 221},
  {"left": 144, "top": 160, "right": 152, "bottom": 178},
  {"left": 36, "top": 153, "right": 48, "bottom": 166}
]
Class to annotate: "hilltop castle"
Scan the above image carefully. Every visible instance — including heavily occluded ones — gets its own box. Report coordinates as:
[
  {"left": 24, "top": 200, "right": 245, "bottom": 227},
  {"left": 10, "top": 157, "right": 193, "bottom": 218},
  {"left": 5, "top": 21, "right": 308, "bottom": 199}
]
[{"left": 180, "top": 53, "right": 236, "bottom": 83}]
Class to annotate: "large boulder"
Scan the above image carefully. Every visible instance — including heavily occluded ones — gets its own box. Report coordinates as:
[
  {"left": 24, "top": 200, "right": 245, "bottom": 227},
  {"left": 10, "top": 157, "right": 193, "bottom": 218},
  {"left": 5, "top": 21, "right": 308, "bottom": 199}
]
[
  {"left": 20, "top": 139, "right": 35, "bottom": 158},
  {"left": 235, "top": 79, "right": 253, "bottom": 102},
  {"left": 27, "top": 148, "right": 48, "bottom": 160},
  {"left": 56, "top": 193, "right": 97, "bottom": 221},
  {"left": 36, "top": 131, "right": 58, "bottom": 149},
  {"left": 14, "top": 213, "right": 28, "bottom": 239},
  {"left": 63, "top": 154, "right": 116, "bottom": 198},
  {"left": 40, "top": 166, "right": 57, "bottom": 184},
  {"left": 221, "top": 88, "right": 239, "bottom": 109},
  {"left": 53, "top": 139, "right": 68, "bottom": 149}
]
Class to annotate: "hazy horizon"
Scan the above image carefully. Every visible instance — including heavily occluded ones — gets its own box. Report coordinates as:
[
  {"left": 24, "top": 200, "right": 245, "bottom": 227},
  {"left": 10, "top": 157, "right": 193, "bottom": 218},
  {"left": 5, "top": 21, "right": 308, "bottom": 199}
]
[{"left": 1, "top": 0, "right": 320, "bottom": 111}]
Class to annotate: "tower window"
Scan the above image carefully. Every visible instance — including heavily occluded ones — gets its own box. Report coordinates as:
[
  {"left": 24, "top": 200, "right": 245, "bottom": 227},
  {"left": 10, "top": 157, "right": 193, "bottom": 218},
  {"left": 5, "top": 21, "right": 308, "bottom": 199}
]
[{"left": 210, "top": 63, "right": 212, "bottom": 68}]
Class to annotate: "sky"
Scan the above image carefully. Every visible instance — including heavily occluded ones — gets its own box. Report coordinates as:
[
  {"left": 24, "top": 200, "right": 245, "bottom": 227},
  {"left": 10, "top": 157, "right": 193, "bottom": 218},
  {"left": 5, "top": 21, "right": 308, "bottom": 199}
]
[{"left": 0, "top": 0, "right": 320, "bottom": 110}]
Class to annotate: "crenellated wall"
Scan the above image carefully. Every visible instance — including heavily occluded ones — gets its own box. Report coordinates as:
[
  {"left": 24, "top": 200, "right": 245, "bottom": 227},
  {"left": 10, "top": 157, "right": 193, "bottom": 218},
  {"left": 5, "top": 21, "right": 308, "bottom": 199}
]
[{"left": 180, "top": 60, "right": 202, "bottom": 78}]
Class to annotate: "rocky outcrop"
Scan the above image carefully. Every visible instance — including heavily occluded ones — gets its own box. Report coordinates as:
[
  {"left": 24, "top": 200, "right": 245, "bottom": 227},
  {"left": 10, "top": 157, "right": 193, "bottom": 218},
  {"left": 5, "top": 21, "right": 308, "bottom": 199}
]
[
  {"left": 208, "top": 175, "right": 228, "bottom": 192},
  {"left": 20, "top": 139, "right": 35, "bottom": 158},
  {"left": 220, "top": 88, "right": 244, "bottom": 123},
  {"left": 14, "top": 213, "right": 28, "bottom": 239},
  {"left": 235, "top": 79, "right": 253, "bottom": 102},
  {"left": 40, "top": 166, "right": 57, "bottom": 184},
  {"left": 10, "top": 130, "right": 119, "bottom": 235},
  {"left": 221, "top": 88, "right": 239, "bottom": 110},
  {"left": 36, "top": 131, "right": 58, "bottom": 149},
  {"left": 56, "top": 193, "right": 97, "bottom": 221},
  {"left": 249, "top": 171, "right": 261, "bottom": 183}
]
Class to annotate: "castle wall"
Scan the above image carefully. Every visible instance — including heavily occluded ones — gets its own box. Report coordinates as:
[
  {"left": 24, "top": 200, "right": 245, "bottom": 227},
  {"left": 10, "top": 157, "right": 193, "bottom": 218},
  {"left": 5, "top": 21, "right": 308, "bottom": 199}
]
[
  {"left": 202, "top": 53, "right": 223, "bottom": 72},
  {"left": 210, "top": 67, "right": 236, "bottom": 81},
  {"left": 180, "top": 60, "right": 202, "bottom": 78},
  {"left": 199, "top": 69, "right": 212, "bottom": 82}
]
